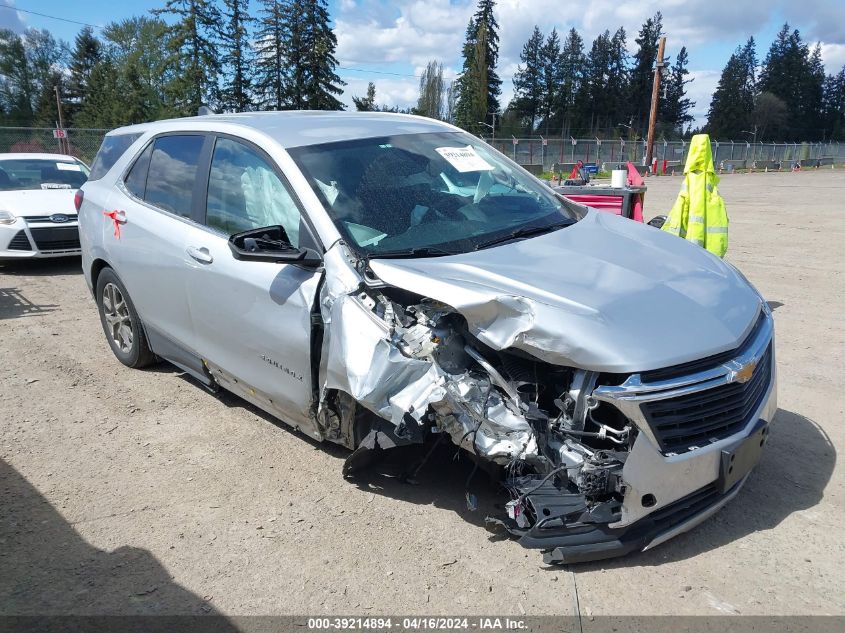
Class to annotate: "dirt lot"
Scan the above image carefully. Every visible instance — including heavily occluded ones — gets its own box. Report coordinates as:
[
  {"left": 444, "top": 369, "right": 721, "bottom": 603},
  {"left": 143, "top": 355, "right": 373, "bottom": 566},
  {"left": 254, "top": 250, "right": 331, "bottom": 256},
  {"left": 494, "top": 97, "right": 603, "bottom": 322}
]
[{"left": 1, "top": 169, "right": 844, "bottom": 618}]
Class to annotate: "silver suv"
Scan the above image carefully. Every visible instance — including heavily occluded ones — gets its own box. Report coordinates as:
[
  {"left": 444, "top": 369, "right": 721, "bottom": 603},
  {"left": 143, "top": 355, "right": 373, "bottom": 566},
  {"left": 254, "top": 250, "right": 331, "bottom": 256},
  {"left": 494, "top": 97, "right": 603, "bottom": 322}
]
[{"left": 80, "top": 112, "right": 776, "bottom": 564}]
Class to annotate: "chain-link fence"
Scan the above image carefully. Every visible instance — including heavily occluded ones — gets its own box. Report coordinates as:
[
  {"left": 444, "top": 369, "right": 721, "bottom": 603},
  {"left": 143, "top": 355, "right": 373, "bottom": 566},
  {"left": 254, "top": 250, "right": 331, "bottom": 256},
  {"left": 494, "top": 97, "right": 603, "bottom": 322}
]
[
  {"left": 484, "top": 137, "right": 845, "bottom": 173},
  {"left": 1, "top": 127, "right": 843, "bottom": 176},
  {"left": 0, "top": 127, "right": 108, "bottom": 165}
]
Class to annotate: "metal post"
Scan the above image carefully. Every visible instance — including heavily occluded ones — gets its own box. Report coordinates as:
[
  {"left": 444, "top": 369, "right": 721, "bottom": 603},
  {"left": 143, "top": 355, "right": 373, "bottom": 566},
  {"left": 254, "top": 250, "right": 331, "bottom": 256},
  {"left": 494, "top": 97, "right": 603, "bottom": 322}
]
[
  {"left": 645, "top": 37, "right": 667, "bottom": 169},
  {"left": 54, "top": 85, "right": 68, "bottom": 154}
]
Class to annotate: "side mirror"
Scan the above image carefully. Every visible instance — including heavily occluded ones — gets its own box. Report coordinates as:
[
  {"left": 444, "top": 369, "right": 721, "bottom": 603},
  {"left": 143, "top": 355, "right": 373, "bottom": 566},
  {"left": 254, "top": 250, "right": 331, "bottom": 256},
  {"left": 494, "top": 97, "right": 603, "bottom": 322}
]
[{"left": 228, "top": 226, "right": 322, "bottom": 268}]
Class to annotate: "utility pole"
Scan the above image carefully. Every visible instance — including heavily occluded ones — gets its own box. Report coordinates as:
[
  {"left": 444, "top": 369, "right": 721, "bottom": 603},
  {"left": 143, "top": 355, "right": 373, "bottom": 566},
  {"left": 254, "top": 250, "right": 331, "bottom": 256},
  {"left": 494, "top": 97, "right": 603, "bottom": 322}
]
[
  {"left": 54, "top": 85, "right": 68, "bottom": 154},
  {"left": 645, "top": 36, "right": 666, "bottom": 172}
]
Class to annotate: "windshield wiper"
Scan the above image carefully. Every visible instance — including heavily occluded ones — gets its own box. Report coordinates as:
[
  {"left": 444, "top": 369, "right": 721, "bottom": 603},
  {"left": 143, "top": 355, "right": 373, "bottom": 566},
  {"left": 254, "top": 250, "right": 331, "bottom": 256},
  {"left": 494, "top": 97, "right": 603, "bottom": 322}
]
[
  {"left": 367, "top": 246, "right": 458, "bottom": 259},
  {"left": 474, "top": 220, "right": 575, "bottom": 251}
]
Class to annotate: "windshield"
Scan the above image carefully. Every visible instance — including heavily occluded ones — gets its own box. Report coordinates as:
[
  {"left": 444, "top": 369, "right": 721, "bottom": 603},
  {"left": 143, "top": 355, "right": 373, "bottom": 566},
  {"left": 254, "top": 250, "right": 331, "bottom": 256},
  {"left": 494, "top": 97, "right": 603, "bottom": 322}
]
[
  {"left": 288, "top": 132, "right": 577, "bottom": 257},
  {"left": 0, "top": 159, "right": 89, "bottom": 192}
]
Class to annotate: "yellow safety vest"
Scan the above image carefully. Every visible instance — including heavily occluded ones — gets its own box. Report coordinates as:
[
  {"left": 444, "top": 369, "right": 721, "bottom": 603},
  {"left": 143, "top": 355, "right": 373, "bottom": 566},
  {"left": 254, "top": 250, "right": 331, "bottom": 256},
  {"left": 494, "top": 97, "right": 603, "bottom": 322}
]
[{"left": 663, "top": 134, "right": 729, "bottom": 257}]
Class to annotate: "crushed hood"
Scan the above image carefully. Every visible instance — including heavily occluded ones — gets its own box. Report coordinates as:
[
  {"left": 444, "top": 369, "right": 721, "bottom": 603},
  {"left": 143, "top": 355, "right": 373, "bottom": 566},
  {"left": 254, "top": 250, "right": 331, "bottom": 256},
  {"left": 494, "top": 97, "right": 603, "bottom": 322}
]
[{"left": 368, "top": 209, "right": 761, "bottom": 372}]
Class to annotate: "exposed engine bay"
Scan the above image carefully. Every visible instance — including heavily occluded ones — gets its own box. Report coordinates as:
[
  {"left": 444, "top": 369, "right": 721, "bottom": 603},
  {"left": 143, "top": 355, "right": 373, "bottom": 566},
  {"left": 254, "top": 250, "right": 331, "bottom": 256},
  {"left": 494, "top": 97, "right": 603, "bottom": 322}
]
[{"left": 316, "top": 271, "right": 637, "bottom": 559}]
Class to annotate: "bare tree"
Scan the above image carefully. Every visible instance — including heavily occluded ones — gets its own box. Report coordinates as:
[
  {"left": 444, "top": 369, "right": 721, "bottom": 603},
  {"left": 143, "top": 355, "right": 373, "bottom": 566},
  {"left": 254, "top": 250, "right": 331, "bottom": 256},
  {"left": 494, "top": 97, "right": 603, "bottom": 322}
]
[{"left": 416, "top": 60, "right": 444, "bottom": 119}]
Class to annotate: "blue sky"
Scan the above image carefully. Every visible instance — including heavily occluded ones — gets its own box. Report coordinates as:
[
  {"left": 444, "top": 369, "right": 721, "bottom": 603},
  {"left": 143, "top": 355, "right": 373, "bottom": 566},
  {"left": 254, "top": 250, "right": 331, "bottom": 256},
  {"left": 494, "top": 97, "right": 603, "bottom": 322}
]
[{"left": 3, "top": 0, "right": 844, "bottom": 125}]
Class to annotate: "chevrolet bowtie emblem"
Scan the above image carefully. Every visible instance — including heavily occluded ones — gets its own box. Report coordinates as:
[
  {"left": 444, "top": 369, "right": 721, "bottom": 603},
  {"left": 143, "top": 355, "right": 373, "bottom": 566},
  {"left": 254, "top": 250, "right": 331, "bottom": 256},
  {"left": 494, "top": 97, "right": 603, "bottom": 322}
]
[{"left": 734, "top": 360, "right": 757, "bottom": 383}]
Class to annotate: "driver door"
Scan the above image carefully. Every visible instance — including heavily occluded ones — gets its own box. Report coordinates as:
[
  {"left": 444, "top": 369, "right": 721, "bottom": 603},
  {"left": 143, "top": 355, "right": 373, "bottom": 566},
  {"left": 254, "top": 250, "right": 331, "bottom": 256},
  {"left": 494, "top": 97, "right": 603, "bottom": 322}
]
[{"left": 183, "top": 135, "right": 322, "bottom": 435}]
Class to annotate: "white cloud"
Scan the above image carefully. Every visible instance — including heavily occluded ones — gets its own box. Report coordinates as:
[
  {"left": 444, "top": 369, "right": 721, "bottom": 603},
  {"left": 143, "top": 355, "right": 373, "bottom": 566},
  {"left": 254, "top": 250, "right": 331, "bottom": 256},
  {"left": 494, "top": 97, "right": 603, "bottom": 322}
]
[
  {"left": 820, "top": 43, "right": 845, "bottom": 72},
  {"left": 333, "top": 0, "right": 845, "bottom": 112},
  {"left": 686, "top": 69, "right": 720, "bottom": 125},
  {"left": 0, "top": 0, "right": 26, "bottom": 33}
]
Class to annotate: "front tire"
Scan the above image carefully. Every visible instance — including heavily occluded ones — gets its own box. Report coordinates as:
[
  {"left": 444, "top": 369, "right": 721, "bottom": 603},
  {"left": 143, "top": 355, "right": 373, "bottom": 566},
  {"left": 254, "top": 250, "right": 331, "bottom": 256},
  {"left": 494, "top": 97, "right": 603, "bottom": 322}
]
[{"left": 96, "top": 267, "right": 156, "bottom": 368}]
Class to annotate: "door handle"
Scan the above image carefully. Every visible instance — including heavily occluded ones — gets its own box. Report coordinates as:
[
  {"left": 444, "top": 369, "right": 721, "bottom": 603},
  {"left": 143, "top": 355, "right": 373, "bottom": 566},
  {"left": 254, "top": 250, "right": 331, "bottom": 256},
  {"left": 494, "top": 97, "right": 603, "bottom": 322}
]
[{"left": 186, "top": 245, "right": 213, "bottom": 264}]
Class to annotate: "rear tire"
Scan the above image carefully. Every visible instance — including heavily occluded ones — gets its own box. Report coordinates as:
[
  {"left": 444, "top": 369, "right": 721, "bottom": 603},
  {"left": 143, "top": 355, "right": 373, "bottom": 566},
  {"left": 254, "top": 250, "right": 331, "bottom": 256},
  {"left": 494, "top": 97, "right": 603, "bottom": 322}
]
[{"left": 95, "top": 267, "right": 156, "bottom": 368}]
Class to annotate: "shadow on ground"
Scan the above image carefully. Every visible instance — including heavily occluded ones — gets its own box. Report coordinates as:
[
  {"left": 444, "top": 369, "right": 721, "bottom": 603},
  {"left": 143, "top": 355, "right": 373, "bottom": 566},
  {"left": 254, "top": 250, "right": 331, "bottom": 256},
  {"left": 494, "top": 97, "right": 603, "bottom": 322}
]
[
  {"left": 344, "top": 408, "right": 835, "bottom": 565},
  {"left": 0, "top": 256, "right": 82, "bottom": 277},
  {"left": 0, "top": 287, "right": 56, "bottom": 319},
  {"left": 0, "top": 458, "right": 239, "bottom": 624},
  {"left": 143, "top": 361, "right": 835, "bottom": 568}
]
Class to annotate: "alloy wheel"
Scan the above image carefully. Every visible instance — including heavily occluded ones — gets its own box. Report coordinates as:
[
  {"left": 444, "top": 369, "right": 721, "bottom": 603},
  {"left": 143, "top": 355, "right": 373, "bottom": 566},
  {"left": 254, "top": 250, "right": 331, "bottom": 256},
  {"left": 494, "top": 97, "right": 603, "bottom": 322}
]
[{"left": 102, "top": 282, "right": 133, "bottom": 353}]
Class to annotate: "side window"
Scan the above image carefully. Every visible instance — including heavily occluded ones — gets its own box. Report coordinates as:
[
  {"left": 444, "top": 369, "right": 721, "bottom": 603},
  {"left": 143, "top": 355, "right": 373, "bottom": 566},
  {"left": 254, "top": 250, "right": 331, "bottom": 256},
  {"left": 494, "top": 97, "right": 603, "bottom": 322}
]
[
  {"left": 206, "top": 137, "right": 301, "bottom": 247},
  {"left": 145, "top": 135, "right": 205, "bottom": 219},
  {"left": 88, "top": 133, "right": 142, "bottom": 181},
  {"left": 124, "top": 142, "right": 153, "bottom": 199}
]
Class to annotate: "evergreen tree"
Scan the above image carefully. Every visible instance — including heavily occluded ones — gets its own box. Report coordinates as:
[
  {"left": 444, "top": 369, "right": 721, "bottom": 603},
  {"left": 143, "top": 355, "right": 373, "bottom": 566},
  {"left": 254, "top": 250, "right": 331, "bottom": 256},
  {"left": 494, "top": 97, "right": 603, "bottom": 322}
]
[
  {"left": 758, "top": 24, "right": 825, "bottom": 139},
  {"left": 155, "top": 0, "right": 222, "bottom": 114},
  {"left": 555, "top": 28, "right": 585, "bottom": 137},
  {"left": 510, "top": 26, "right": 544, "bottom": 132},
  {"left": 352, "top": 82, "right": 376, "bottom": 111},
  {"left": 659, "top": 46, "right": 694, "bottom": 136},
  {"left": 255, "top": 0, "right": 286, "bottom": 109},
  {"left": 220, "top": 0, "right": 254, "bottom": 112},
  {"left": 471, "top": 0, "right": 501, "bottom": 114},
  {"left": 415, "top": 61, "right": 444, "bottom": 119},
  {"left": 74, "top": 59, "right": 125, "bottom": 128},
  {"left": 605, "top": 27, "right": 629, "bottom": 135},
  {"left": 706, "top": 39, "right": 757, "bottom": 139},
  {"left": 822, "top": 67, "right": 845, "bottom": 140},
  {"left": 65, "top": 27, "right": 102, "bottom": 125},
  {"left": 454, "top": 19, "right": 480, "bottom": 131},
  {"left": 628, "top": 12, "right": 663, "bottom": 130},
  {"left": 283, "top": 0, "right": 345, "bottom": 110},
  {"left": 455, "top": 0, "right": 501, "bottom": 130},
  {"left": 33, "top": 70, "right": 63, "bottom": 127},
  {"left": 538, "top": 28, "right": 561, "bottom": 134},
  {"left": 577, "top": 28, "right": 628, "bottom": 136}
]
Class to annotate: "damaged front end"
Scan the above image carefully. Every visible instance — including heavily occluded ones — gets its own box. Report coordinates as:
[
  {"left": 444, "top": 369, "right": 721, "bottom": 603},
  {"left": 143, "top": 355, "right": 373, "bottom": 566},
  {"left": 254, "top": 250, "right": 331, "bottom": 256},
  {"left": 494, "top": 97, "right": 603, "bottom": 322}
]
[{"left": 315, "top": 245, "right": 643, "bottom": 564}]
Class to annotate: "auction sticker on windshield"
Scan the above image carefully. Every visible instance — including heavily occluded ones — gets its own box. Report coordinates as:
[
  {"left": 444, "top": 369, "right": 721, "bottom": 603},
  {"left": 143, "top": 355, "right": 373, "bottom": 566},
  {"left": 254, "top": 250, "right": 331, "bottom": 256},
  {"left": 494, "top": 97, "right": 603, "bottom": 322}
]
[{"left": 435, "top": 145, "right": 494, "bottom": 173}]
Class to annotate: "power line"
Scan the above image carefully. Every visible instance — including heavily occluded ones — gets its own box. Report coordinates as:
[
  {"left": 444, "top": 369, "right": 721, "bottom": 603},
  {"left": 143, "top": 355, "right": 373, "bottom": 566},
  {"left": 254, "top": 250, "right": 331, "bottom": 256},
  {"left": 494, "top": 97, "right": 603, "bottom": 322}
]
[
  {"left": 0, "top": 6, "right": 422, "bottom": 79},
  {"left": 338, "top": 66, "right": 422, "bottom": 79},
  {"left": 0, "top": 5, "right": 102, "bottom": 30}
]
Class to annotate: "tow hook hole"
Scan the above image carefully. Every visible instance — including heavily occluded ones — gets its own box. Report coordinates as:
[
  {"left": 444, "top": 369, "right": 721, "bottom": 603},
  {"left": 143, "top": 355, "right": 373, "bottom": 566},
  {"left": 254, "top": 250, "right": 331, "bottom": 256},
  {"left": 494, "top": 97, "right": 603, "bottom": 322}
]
[
  {"left": 641, "top": 494, "right": 656, "bottom": 508},
  {"left": 542, "top": 508, "right": 551, "bottom": 516}
]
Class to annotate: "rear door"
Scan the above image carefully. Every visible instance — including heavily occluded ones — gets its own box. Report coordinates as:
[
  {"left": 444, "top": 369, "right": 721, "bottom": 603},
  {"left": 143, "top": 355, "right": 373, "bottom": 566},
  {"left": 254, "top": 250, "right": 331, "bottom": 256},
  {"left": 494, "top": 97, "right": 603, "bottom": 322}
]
[
  {"left": 110, "top": 133, "right": 212, "bottom": 360},
  {"left": 183, "top": 135, "right": 322, "bottom": 432}
]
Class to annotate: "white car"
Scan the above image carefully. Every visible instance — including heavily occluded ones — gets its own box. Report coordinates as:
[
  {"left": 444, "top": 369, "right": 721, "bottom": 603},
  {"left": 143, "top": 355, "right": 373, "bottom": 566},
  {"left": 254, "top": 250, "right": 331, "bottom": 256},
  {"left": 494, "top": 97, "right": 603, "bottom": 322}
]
[{"left": 0, "top": 153, "right": 90, "bottom": 260}]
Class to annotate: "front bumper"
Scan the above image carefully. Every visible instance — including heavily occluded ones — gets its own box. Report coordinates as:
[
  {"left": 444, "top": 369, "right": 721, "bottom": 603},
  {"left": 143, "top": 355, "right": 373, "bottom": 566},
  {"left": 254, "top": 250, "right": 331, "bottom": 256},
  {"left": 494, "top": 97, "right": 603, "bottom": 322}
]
[
  {"left": 0, "top": 219, "right": 81, "bottom": 259},
  {"left": 489, "top": 309, "right": 777, "bottom": 564}
]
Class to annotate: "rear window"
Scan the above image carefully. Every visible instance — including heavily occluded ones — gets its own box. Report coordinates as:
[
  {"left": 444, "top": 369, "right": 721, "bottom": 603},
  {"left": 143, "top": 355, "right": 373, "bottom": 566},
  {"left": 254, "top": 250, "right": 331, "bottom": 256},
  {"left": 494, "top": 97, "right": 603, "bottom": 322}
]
[
  {"left": 88, "top": 133, "right": 142, "bottom": 181},
  {"left": 0, "top": 159, "right": 88, "bottom": 191}
]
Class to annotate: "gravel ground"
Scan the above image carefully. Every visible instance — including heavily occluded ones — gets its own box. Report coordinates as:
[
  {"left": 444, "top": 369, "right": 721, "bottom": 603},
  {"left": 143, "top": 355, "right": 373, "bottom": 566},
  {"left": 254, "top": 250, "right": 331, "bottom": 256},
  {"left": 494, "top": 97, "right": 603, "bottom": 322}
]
[{"left": 1, "top": 169, "right": 843, "bottom": 618}]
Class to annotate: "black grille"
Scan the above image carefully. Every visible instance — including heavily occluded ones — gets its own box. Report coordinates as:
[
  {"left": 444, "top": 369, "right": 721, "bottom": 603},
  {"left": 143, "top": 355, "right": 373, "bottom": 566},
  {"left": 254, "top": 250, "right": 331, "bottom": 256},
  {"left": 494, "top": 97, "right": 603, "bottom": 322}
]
[
  {"left": 647, "top": 482, "right": 725, "bottom": 531},
  {"left": 641, "top": 344, "right": 773, "bottom": 452},
  {"left": 641, "top": 311, "right": 765, "bottom": 383},
  {"left": 7, "top": 230, "right": 32, "bottom": 250},
  {"left": 29, "top": 226, "right": 80, "bottom": 251}
]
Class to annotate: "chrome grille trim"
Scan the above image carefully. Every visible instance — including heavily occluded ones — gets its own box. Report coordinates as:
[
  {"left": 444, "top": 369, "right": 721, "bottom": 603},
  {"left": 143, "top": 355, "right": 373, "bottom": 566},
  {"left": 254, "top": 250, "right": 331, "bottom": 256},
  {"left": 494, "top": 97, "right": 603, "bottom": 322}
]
[{"left": 593, "top": 308, "right": 774, "bottom": 453}]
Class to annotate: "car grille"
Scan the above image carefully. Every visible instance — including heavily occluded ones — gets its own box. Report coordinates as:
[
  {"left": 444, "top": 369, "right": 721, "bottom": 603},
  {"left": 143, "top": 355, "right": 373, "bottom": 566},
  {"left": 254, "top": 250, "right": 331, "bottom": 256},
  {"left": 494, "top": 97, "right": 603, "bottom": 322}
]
[
  {"left": 646, "top": 482, "right": 729, "bottom": 532},
  {"left": 641, "top": 343, "right": 773, "bottom": 452},
  {"left": 7, "top": 230, "right": 32, "bottom": 250},
  {"left": 28, "top": 226, "right": 81, "bottom": 251}
]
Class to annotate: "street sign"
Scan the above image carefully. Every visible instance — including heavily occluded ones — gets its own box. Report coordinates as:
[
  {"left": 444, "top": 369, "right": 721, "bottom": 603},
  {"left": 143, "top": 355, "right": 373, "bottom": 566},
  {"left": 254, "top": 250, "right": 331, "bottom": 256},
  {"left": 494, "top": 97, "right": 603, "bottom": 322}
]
[{"left": 53, "top": 129, "right": 67, "bottom": 139}]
